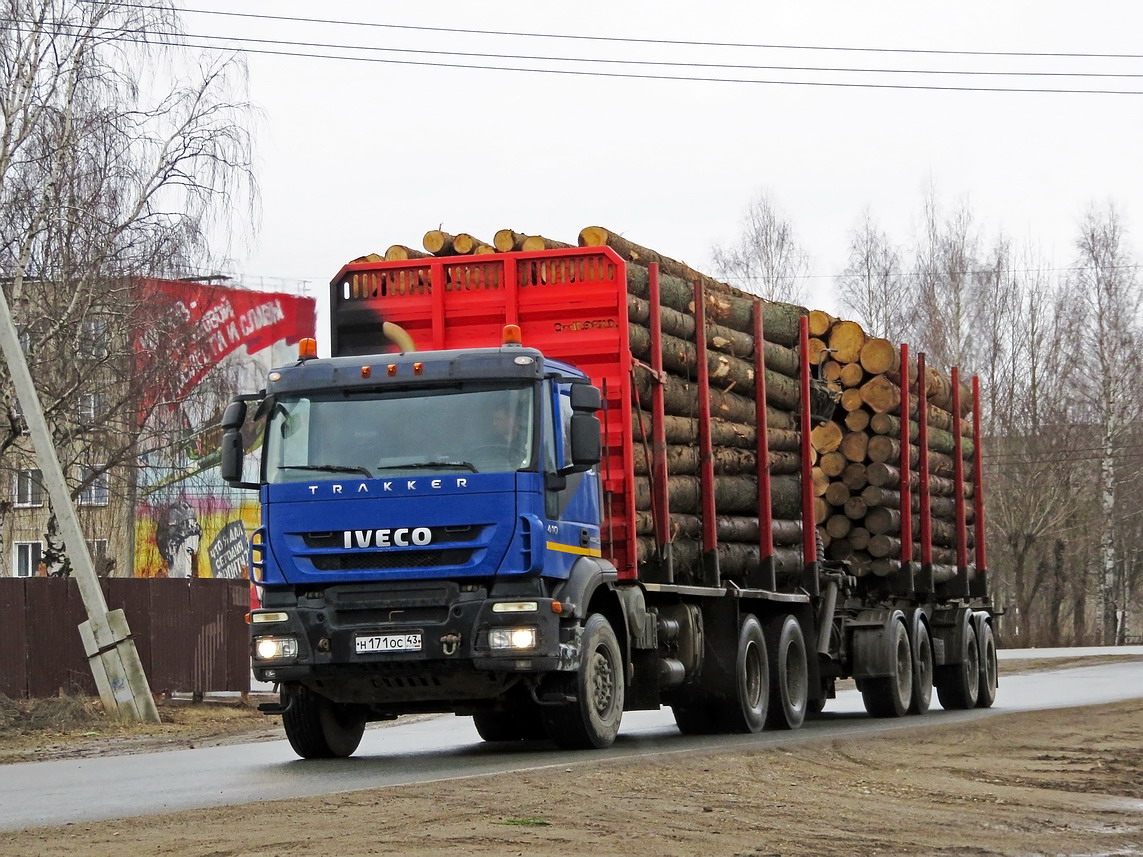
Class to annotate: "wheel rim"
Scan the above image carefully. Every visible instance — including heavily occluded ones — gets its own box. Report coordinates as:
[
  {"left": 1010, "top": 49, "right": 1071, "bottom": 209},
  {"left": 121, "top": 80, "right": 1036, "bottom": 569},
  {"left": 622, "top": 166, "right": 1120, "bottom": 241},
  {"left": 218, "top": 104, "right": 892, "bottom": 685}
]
[
  {"left": 744, "top": 639, "right": 764, "bottom": 709},
  {"left": 784, "top": 637, "right": 808, "bottom": 713},
  {"left": 964, "top": 631, "right": 980, "bottom": 687},
  {"left": 894, "top": 628, "right": 912, "bottom": 702},
  {"left": 590, "top": 647, "right": 615, "bottom": 716}
]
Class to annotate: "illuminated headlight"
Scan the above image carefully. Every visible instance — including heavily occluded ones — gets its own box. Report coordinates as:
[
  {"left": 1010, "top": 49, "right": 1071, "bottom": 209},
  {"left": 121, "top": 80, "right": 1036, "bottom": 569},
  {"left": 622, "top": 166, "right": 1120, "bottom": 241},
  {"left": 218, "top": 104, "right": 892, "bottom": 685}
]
[
  {"left": 488, "top": 627, "right": 538, "bottom": 651},
  {"left": 253, "top": 636, "right": 299, "bottom": 661},
  {"left": 491, "top": 601, "right": 538, "bottom": 614}
]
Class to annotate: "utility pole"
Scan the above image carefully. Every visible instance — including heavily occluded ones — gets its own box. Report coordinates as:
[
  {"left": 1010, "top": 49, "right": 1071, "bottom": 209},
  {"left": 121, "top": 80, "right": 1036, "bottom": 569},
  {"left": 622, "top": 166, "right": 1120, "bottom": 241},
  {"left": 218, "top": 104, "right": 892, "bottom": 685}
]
[{"left": 0, "top": 278, "right": 159, "bottom": 723}]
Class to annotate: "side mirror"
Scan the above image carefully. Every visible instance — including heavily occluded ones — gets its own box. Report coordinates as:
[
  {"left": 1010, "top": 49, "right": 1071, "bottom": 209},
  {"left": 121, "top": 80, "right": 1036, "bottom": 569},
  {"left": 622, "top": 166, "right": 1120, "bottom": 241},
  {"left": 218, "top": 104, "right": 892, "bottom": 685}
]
[
  {"left": 560, "top": 413, "right": 601, "bottom": 474},
  {"left": 221, "top": 400, "right": 247, "bottom": 430},
  {"left": 569, "top": 383, "right": 601, "bottom": 413},
  {"left": 219, "top": 399, "right": 258, "bottom": 489}
]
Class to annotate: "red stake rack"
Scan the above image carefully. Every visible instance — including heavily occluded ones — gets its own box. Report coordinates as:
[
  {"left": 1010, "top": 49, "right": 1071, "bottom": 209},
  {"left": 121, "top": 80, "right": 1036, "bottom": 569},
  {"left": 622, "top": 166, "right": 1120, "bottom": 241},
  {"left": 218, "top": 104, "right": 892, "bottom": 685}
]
[
  {"left": 798, "top": 316, "right": 819, "bottom": 595},
  {"left": 951, "top": 367, "right": 970, "bottom": 598},
  {"left": 693, "top": 279, "right": 720, "bottom": 587},
  {"left": 648, "top": 264, "right": 673, "bottom": 583},
  {"left": 754, "top": 302, "right": 776, "bottom": 590},
  {"left": 897, "top": 343, "right": 914, "bottom": 591},
  {"left": 972, "top": 375, "right": 988, "bottom": 597},
  {"left": 916, "top": 352, "right": 935, "bottom": 593}
]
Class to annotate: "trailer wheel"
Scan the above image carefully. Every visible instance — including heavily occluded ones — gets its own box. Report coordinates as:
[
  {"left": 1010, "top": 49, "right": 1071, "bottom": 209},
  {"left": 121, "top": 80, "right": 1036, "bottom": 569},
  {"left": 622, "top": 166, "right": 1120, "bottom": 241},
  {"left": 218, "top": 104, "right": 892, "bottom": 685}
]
[
  {"left": 935, "top": 618, "right": 980, "bottom": 710},
  {"left": 861, "top": 618, "right": 913, "bottom": 718},
  {"left": 544, "top": 613, "right": 624, "bottom": 749},
  {"left": 764, "top": 614, "right": 808, "bottom": 730},
  {"left": 473, "top": 705, "right": 547, "bottom": 742},
  {"left": 282, "top": 685, "right": 366, "bottom": 759},
  {"left": 909, "top": 615, "right": 934, "bottom": 715},
  {"left": 976, "top": 621, "right": 998, "bottom": 709},
  {"left": 717, "top": 614, "right": 770, "bottom": 733}
]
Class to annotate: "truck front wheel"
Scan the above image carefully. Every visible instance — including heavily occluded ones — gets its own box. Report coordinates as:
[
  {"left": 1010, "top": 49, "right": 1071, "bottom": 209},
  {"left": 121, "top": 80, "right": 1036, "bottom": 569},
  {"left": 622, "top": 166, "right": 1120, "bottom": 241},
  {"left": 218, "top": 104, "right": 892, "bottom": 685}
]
[
  {"left": 282, "top": 685, "right": 367, "bottom": 759},
  {"left": 544, "top": 613, "right": 625, "bottom": 749}
]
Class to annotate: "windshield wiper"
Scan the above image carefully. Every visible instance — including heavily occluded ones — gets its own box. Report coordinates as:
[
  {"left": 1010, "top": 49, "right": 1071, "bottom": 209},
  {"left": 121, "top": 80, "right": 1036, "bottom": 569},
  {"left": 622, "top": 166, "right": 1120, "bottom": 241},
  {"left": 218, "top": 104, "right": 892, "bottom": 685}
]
[
  {"left": 374, "top": 460, "right": 478, "bottom": 473},
  {"left": 277, "top": 464, "right": 373, "bottom": 477}
]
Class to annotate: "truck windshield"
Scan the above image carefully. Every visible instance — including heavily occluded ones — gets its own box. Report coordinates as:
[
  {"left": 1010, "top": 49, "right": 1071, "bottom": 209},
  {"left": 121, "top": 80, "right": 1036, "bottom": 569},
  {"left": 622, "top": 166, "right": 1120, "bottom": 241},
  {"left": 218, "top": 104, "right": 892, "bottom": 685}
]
[{"left": 264, "top": 385, "right": 535, "bottom": 483}]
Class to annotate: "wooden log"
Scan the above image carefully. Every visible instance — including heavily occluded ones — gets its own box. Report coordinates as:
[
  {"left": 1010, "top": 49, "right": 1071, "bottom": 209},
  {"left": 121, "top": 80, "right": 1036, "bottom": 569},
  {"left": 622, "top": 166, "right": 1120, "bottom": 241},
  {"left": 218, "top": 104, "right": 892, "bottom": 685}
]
[
  {"left": 636, "top": 538, "right": 804, "bottom": 581},
  {"left": 633, "top": 445, "right": 800, "bottom": 477},
  {"left": 839, "top": 362, "right": 865, "bottom": 388},
  {"left": 868, "top": 412, "right": 972, "bottom": 457},
  {"left": 867, "top": 435, "right": 956, "bottom": 477},
  {"left": 839, "top": 431, "right": 869, "bottom": 463},
  {"left": 493, "top": 229, "right": 527, "bottom": 252},
  {"left": 865, "top": 462, "right": 968, "bottom": 498},
  {"left": 844, "top": 409, "right": 871, "bottom": 432},
  {"left": 841, "top": 463, "right": 868, "bottom": 491},
  {"left": 826, "top": 514, "right": 852, "bottom": 539},
  {"left": 634, "top": 512, "right": 802, "bottom": 545},
  {"left": 632, "top": 412, "right": 801, "bottom": 451},
  {"left": 868, "top": 534, "right": 957, "bottom": 565},
  {"left": 626, "top": 294, "right": 800, "bottom": 377},
  {"left": 859, "top": 338, "right": 899, "bottom": 374},
  {"left": 828, "top": 320, "right": 867, "bottom": 363},
  {"left": 451, "top": 233, "right": 487, "bottom": 255},
  {"left": 859, "top": 374, "right": 902, "bottom": 414},
  {"left": 824, "top": 481, "right": 850, "bottom": 507},
  {"left": 473, "top": 243, "right": 496, "bottom": 255},
  {"left": 384, "top": 245, "right": 430, "bottom": 261},
  {"left": 923, "top": 366, "right": 973, "bottom": 417},
  {"left": 812, "top": 467, "right": 830, "bottom": 498},
  {"left": 808, "top": 337, "right": 829, "bottom": 365},
  {"left": 859, "top": 484, "right": 966, "bottom": 521},
  {"left": 843, "top": 495, "right": 868, "bottom": 521},
  {"left": 820, "top": 359, "right": 844, "bottom": 384},
  {"left": 422, "top": 229, "right": 457, "bottom": 255},
  {"left": 521, "top": 235, "right": 574, "bottom": 252},
  {"left": 808, "top": 309, "right": 837, "bottom": 338},
  {"left": 811, "top": 421, "right": 843, "bottom": 454},
  {"left": 819, "top": 450, "right": 847, "bottom": 478},
  {"left": 814, "top": 497, "right": 830, "bottom": 525},
  {"left": 848, "top": 527, "right": 871, "bottom": 550},
  {"left": 632, "top": 366, "right": 797, "bottom": 430},
  {"left": 625, "top": 265, "right": 804, "bottom": 347},
  {"left": 633, "top": 474, "right": 803, "bottom": 519},
  {"left": 840, "top": 388, "right": 865, "bottom": 412}
]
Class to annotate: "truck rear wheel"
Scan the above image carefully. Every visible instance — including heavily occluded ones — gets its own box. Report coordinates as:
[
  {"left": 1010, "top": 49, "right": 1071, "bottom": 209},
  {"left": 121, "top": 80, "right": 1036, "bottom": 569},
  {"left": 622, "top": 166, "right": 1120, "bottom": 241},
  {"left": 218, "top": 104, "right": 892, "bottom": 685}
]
[
  {"left": 718, "top": 614, "right": 769, "bottom": 733},
  {"left": 543, "top": 613, "right": 624, "bottom": 749},
  {"left": 861, "top": 618, "right": 913, "bottom": 718},
  {"left": 282, "top": 685, "right": 367, "bottom": 759},
  {"left": 909, "top": 615, "right": 934, "bottom": 715},
  {"left": 935, "top": 619, "right": 980, "bottom": 710},
  {"left": 764, "top": 614, "right": 808, "bottom": 730},
  {"left": 976, "top": 621, "right": 998, "bottom": 709}
]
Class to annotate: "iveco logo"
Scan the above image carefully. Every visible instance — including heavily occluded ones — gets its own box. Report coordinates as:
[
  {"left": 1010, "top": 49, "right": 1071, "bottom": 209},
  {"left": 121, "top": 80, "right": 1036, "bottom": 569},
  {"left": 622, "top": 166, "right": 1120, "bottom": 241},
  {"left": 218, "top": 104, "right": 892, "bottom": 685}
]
[{"left": 343, "top": 528, "right": 432, "bottom": 549}]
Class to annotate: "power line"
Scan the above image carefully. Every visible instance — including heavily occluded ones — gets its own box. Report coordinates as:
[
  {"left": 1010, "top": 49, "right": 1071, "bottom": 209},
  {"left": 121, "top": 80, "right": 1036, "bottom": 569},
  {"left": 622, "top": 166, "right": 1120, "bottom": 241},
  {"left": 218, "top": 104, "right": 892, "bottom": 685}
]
[
  {"left": 106, "top": 3, "right": 1143, "bottom": 62},
  {"left": 55, "top": 24, "right": 1143, "bottom": 82}
]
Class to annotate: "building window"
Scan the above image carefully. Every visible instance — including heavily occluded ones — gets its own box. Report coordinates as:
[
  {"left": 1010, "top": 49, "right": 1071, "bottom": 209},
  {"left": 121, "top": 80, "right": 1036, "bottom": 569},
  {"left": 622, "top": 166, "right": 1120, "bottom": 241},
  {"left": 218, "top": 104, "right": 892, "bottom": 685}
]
[
  {"left": 79, "top": 392, "right": 106, "bottom": 423},
  {"left": 78, "top": 467, "right": 109, "bottom": 506},
  {"left": 14, "top": 469, "right": 43, "bottom": 507},
  {"left": 14, "top": 541, "right": 43, "bottom": 578},
  {"left": 79, "top": 318, "right": 110, "bottom": 359}
]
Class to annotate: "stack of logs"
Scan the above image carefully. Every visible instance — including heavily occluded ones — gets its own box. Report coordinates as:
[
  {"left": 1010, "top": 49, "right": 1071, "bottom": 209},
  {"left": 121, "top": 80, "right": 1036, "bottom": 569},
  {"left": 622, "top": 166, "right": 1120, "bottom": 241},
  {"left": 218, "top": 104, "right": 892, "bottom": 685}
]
[
  {"left": 373, "top": 225, "right": 976, "bottom": 588},
  {"left": 807, "top": 312, "right": 976, "bottom": 580}
]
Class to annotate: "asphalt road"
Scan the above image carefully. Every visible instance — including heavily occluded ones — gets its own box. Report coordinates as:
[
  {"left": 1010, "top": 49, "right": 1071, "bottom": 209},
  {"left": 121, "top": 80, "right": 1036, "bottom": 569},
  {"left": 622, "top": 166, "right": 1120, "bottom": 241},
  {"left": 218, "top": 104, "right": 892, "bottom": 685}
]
[{"left": 2, "top": 652, "right": 1141, "bottom": 832}]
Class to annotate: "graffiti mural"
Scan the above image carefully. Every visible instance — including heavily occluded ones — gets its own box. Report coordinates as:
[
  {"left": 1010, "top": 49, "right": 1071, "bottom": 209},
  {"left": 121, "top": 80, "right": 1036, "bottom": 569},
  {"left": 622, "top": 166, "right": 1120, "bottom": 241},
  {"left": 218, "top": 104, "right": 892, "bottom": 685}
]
[{"left": 133, "top": 280, "right": 315, "bottom": 578}]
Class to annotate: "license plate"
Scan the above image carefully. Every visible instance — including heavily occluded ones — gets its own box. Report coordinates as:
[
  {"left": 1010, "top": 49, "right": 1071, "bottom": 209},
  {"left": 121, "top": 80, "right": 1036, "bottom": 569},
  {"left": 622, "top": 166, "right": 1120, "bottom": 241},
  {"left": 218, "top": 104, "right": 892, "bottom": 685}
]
[{"left": 355, "top": 632, "right": 422, "bottom": 654}]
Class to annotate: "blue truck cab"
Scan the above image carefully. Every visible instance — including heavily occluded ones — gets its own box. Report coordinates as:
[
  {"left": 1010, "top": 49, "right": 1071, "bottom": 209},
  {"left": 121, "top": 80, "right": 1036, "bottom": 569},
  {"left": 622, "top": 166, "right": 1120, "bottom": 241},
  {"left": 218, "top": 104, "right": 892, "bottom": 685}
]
[{"left": 220, "top": 334, "right": 621, "bottom": 757}]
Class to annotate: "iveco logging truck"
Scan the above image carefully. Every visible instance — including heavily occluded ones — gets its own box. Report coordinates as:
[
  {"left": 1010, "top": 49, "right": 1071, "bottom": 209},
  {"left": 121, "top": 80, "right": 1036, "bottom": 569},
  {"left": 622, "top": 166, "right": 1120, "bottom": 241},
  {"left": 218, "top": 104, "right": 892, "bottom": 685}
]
[{"left": 221, "top": 245, "right": 998, "bottom": 759}]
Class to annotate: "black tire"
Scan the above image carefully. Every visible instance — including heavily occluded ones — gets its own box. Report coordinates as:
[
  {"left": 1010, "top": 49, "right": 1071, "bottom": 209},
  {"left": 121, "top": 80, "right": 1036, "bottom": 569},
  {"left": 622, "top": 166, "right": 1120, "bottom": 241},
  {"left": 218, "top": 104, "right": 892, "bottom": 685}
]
[
  {"left": 861, "top": 619, "right": 913, "bottom": 718},
  {"left": 976, "top": 621, "right": 998, "bottom": 709},
  {"left": 473, "top": 704, "right": 548, "bottom": 742},
  {"left": 543, "top": 613, "right": 624, "bottom": 749},
  {"left": 282, "top": 685, "right": 366, "bottom": 759},
  {"left": 718, "top": 614, "right": 770, "bottom": 733},
  {"left": 764, "top": 614, "right": 808, "bottom": 730},
  {"left": 935, "top": 619, "right": 980, "bottom": 710},
  {"left": 671, "top": 703, "right": 721, "bottom": 736},
  {"left": 909, "top": 616, "right": 934, "bottom": 715}
]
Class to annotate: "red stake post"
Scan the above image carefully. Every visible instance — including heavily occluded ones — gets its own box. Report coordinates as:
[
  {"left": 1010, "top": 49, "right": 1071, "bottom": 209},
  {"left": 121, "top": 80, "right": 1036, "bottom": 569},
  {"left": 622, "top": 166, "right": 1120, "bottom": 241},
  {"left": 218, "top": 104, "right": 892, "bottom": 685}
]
[
  {"left": 754, "top": 302, "right": 775, "bottom": 590},
  {"left": 693, "top": 279, "right": 719, "bottom": 587},
  {"left": 648, "top": 264, "right": 672, "bottom": 582}
]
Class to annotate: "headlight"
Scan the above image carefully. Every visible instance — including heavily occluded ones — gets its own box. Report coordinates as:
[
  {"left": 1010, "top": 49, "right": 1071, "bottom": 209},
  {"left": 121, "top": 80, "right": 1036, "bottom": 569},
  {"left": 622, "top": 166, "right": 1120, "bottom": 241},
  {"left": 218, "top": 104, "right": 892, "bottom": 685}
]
[
  {"left": 488, "top": 627, "right": 537, "bottom": 650},
  {"left": 253, "top": 636, "right": 299, "bottom": 661}
]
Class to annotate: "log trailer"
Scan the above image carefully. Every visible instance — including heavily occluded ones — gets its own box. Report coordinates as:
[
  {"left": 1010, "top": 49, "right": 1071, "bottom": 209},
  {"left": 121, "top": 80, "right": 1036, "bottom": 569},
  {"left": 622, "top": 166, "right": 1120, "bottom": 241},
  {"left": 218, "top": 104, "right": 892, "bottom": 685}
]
[{"left": 221, "top": 245, "right": 998, "bottom": 759}]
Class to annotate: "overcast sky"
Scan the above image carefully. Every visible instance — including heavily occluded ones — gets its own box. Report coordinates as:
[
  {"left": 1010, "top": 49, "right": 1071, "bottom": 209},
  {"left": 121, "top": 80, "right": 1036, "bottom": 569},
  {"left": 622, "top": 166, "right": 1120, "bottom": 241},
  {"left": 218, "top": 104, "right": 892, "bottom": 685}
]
[{"left": 182, "top": 1, "right": 1143, "bottom": 319}]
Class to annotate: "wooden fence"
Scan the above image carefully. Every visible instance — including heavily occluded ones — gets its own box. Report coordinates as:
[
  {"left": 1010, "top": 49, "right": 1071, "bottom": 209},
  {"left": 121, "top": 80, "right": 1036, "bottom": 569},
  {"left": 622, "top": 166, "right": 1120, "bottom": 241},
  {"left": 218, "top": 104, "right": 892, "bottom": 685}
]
[{"left": 0, "top": 577, "right": 251, "bottom": 698}]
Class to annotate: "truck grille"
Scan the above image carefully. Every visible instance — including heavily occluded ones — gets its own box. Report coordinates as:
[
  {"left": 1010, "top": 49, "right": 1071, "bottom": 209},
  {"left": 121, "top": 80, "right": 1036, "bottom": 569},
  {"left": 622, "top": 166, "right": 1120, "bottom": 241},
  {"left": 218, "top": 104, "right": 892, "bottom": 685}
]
[
  {"left": 310, "top": 549, "right": 473, "bottom": 572},
  {"left": 302, "top": 526, "right": 483, "bottom": 548}
]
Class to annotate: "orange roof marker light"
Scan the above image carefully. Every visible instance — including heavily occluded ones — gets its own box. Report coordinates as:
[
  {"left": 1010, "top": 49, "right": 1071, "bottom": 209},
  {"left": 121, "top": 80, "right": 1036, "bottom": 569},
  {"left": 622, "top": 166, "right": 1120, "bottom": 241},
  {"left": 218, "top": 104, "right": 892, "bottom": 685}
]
[
  {"left": 297, "top": 338, "right": 318, "bottom": 361},
  {"left": 502, "top": 324, "right": 523, "bottom": 346}
]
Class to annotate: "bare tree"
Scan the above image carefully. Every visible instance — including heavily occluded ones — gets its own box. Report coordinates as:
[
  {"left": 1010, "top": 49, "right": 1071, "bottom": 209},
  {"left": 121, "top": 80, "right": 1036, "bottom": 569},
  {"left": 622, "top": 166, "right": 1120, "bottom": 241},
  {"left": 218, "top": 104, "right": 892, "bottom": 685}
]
[
  {"left": 1070, "top": 203, "right": 1143, "bottom": 645},
  {"left": 836, "top": 209, "right": 908, "bottom": 341},
  {"left": 0, "top": 1, "right": 256, "bottom": 575},
  {"left": 711, "top": 191, "right": 810, "bottom": 305}
]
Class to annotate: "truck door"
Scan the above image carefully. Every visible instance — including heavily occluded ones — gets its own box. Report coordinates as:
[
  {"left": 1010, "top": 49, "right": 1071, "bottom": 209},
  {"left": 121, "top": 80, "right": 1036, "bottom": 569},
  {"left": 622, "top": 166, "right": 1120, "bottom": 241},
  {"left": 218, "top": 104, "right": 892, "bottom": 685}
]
[{"left": 541, "top": 379, "right": 602, "bottom": 572}]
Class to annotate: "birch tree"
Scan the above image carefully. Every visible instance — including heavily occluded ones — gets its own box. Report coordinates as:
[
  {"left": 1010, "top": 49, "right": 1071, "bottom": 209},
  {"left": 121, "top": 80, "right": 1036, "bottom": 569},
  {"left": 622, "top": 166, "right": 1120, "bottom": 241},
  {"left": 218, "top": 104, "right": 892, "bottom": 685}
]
[
  {"left": 711, "top": 191, "right": 810, "bottom": 305},
  {"left": 836, "top": 209, "right": 909, "bottom": 342}
]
